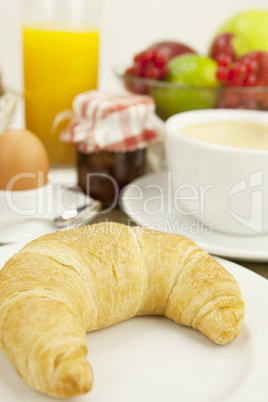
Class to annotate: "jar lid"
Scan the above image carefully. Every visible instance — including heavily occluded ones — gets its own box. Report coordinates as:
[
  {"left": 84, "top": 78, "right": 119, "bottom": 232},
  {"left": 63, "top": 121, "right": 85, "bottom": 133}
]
[{"left": 60, "top": 91, "right": 160, "bottom": 153}]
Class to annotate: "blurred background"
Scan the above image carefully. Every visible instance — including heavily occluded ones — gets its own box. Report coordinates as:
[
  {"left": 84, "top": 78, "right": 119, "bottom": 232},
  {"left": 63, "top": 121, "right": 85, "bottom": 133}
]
[{"left": 1, "top": 0, "right": 268, "bottom": 93}]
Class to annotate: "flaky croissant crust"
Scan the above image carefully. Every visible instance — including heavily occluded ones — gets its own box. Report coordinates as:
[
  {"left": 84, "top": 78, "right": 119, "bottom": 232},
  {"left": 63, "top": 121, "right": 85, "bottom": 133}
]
[{"left": 0, "top": 222, "right": 245, "bottom": 397}]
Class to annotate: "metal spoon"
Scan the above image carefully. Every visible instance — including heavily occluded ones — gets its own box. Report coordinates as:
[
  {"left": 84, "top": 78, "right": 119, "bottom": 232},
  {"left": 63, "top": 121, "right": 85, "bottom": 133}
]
[
  {"left": 0, "top": 199, "right": 102, "bottom": 228},
  {"left": 55, "top": 199, "right": 102, "bottom": 228}
]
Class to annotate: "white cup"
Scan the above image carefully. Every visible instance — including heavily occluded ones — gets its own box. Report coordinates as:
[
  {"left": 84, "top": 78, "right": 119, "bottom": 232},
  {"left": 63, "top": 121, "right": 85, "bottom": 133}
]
[
  {"left": 0, "top": 185, "right": 49, "bottom": 223},
  {"left": 165, "top": 109, "right": 268, "bottom": 236}
]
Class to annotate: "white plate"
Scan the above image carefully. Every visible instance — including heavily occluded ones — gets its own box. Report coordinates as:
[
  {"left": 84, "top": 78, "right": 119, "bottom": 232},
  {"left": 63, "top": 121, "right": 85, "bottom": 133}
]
[
  {"left": 121, "top": 171, "right": 268, "bottom": 262},
  {"left": 0, "top": 243, "right": 267, "bottom": 401},
  {"left": 0, "top": 168, "right": 98, "bottom": 244}
]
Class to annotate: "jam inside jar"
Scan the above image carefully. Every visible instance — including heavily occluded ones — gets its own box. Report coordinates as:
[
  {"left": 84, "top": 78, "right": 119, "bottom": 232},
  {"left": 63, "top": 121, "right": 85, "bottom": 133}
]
[{"left": 77, "top": 148, "right": 146, "bottom": 204}]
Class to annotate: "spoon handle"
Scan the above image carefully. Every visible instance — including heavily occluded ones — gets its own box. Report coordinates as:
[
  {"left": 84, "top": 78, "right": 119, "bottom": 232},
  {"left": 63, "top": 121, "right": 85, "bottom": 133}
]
[{"left": 55, "top": 200, "right": 102, "bottom": 228}]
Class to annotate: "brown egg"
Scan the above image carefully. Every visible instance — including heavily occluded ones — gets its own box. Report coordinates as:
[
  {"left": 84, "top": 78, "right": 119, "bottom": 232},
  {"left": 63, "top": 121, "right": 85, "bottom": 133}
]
[{"left": 0, "top": 129, "right": 50, "bottom": 191}]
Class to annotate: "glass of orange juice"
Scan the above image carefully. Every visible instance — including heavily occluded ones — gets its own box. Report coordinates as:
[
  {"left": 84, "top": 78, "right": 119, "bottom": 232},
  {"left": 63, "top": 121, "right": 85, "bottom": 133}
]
[{"left": 22, "top": 0, "right": 100, "bottom": 166}]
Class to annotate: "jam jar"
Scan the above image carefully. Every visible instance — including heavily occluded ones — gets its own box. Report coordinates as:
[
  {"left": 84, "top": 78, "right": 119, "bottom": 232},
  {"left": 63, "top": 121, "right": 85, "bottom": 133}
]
[
  {"left": 60, "top": 91, "right": 159, "bottom": 204},
  {"left": 77, "top": 148, "right": 146, "bottom": 204}
]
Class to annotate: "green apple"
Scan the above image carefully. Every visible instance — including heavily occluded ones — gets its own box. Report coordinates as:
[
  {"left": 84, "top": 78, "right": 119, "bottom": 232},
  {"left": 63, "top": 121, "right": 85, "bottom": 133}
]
[
  {"left": 150, "top": 86, "right": 220, "bottom": 120},
  {"left": 149, "top": 54, "right": 220, "bottom": 120},
  {"left": 166, "top": 54, "right": 219, "bottom": 87},
  {"left": 217, "top": 10, "right": 268, "bottom": 52},
  {"left": 231, "top": 35, "right": 251, "bottom": 57}
]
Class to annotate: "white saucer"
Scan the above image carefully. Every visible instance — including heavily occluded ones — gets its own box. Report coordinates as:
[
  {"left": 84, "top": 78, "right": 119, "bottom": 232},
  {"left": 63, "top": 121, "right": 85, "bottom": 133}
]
[
  {"left": 121, "top": 171, "right": 268, "bottom": 262},
  {"left": 0, "top": 168, "right": 98, "bottom": 244}
]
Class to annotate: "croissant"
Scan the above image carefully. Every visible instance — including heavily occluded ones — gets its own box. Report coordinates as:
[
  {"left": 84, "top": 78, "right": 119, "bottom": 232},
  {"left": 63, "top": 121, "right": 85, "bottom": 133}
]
[{"left": 0, "top": 222, "right": 244, "bottom": 397}]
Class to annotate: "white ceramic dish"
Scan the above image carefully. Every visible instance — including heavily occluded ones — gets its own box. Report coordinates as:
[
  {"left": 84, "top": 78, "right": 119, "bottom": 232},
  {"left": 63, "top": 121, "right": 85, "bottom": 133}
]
[
  {"left": 0, "top": 242, "right": 267, "bottom": 401},
  {"left": 121, "top": 172, "right": 268, "bottom": 262},
  {"left": 165, "top": 109, "right": 268, "bottom": 236},
  {"left": 0, "top": 168, "right": 98, "bottom": 244}
]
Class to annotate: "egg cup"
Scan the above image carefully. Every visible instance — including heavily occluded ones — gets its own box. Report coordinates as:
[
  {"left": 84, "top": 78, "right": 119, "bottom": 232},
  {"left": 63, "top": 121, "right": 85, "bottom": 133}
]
[{"left": 0, "top": 184, "right": 49, "bottom": 224}]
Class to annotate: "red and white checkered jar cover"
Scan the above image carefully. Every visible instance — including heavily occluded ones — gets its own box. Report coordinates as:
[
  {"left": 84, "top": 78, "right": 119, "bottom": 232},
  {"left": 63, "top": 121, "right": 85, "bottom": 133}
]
[{"left": 60, "top": 91, "right": 160, "bottom": 153}]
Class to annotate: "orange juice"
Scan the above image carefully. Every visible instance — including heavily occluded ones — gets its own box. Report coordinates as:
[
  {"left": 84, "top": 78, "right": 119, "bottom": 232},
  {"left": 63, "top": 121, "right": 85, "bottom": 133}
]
[{"left": 23, "top": 26, "right": 99, "bottom": 165}]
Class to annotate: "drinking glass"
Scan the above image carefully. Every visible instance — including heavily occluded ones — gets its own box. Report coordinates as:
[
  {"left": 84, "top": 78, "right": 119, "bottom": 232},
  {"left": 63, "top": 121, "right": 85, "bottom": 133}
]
[{"left": 22, "top": 0, "right": 101, "bottom": 165}]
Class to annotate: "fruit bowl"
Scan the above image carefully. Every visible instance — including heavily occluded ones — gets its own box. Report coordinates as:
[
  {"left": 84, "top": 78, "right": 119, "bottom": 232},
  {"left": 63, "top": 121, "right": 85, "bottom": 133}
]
[{"left": 115, "top": 66, "right": 268, "bottom": 121}]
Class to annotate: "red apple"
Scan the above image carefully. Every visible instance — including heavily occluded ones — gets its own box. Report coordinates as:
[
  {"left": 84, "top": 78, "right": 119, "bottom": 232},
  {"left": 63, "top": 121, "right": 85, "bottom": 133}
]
[
  {"left": 151, "top": 41, "right": 197, "bottom": 60},
  {"left": 209, "top": 32, "right": 250, "bottom": 62}
]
